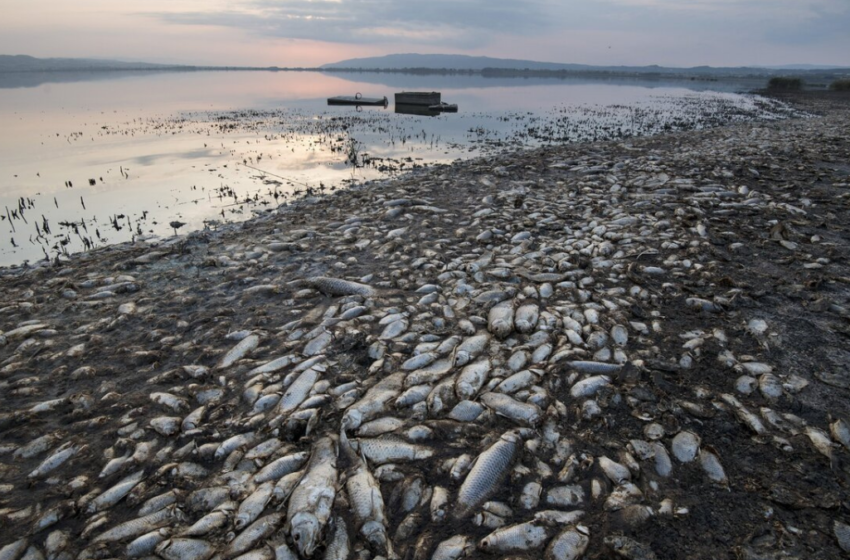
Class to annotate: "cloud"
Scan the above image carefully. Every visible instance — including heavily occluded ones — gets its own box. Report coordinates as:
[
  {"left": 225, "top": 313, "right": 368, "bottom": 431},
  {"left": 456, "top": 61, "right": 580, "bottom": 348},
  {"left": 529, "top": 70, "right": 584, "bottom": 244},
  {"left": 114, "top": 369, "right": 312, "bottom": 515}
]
[{"left": 150, "top": 0, "right": 555, "bottom": 49}]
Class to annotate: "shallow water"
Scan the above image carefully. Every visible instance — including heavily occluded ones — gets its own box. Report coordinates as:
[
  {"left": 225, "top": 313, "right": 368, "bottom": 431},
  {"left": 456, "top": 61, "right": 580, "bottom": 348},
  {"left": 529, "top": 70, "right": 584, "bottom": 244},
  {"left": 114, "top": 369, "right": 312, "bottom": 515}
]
[{"left": 0, "top": 70, "right": 800, "bottom": 267}]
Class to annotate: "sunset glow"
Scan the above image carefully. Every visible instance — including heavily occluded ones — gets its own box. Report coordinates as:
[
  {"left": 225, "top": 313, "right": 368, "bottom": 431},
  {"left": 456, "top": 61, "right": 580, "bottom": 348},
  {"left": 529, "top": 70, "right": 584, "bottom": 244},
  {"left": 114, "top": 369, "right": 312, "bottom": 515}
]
[{"left": 0, "top": 0, "right": 847, "bottom": 67}]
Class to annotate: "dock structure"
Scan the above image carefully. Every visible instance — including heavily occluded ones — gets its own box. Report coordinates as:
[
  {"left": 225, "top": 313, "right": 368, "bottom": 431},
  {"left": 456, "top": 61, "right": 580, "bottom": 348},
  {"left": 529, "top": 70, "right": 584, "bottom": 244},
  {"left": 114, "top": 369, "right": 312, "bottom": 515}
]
[
  {"left": 328, "top": 94, "right": 388, "bottom": 106},
  {"left": 394, "top": 91, "right": 441, "bottom": 106}
]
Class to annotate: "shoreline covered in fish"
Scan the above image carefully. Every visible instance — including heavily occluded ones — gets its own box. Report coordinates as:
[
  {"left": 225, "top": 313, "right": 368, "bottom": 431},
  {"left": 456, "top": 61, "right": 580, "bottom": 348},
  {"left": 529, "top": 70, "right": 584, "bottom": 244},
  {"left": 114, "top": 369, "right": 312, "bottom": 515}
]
[{"left": 1, "top": 94, "right": 849, "bottom": 559}]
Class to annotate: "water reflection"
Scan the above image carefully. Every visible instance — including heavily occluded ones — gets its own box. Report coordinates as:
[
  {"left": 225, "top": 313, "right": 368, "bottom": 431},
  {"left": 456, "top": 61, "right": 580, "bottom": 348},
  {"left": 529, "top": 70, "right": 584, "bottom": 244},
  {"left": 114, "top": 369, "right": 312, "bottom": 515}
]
[
  {"left": 395, "top": 104, "right": 442, "bottom": 117},
  {"left": 0, "top": 70, "right": 803, "bottom": 267}
]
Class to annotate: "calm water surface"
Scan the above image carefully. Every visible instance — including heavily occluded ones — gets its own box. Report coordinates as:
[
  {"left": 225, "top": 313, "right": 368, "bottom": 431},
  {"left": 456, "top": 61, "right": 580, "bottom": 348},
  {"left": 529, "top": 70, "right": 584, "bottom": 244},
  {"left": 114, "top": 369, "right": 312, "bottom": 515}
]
[{"left": 0, "top": 71, "right": 800, "bottom": 267}]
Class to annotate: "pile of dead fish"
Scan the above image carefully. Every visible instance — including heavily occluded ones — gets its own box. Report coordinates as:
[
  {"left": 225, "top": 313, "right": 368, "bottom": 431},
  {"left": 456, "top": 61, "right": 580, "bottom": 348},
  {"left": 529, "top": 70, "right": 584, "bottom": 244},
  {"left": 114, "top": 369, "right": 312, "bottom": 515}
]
[{"left": 1, "top": 108, "right": 849, "bottom": 560}]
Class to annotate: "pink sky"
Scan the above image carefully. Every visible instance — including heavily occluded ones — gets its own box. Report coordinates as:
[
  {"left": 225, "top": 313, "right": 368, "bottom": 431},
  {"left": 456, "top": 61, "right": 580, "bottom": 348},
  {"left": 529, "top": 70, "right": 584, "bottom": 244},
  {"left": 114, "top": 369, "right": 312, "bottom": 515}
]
[{"left": 1, "top": 0, "right": 848, "bottom": 67}]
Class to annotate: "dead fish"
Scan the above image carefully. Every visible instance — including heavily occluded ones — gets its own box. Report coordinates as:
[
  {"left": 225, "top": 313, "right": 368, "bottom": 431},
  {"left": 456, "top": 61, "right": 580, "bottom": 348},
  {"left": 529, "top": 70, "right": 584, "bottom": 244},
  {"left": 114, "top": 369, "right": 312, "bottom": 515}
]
[
  {"left": 217, "top": 334, "right": 260, "bottom": 369},
  {"left": 480, "top": 392, "right": 543, "bottom": 427},
  {"left": 12, "top": 432, "right": 63, "bottom": 460},
  {"left": 454, "top": 333, "right": 491, "bottom": 366},
  {"left": 352, "top": 436, "right": 434, "bottom": 465},
  {"left": 514, "top": 303, "right": 540, "bottom": 334},
  {"left": 88, "top": 469, "right": 145, "bottom": 513},
  {"left": 155, "top": 538, "right": 217, "bottom": 560},
  {"left": 806, "top": 426, "right": 835, "bottom": 460},
  {"left": 0, "top": 540, "right": 29, "bottom": 560},
  {"left": 253, "top": 451, "right": 309, "bottom": 484},
  {"left": 570, "top": 375, "right": 611, "bottom": 398},
  {"left": 223, "top": 513, "right": 285, "bottom": 559},
  {"left": 322, "top": 516, "right": 351, "bottom": 560},
  {"left": 720, "top": 394, "right": 766, "bottom": 435},
  {"left": 456, "top": 359, "right": 491, "bottom": 400},
  {"left": 671, "top": 431, "right": 700, "bottom": 463},
  {"left": 455, "top": 431, "right": 520, "bottom": 519},
  {"left": 488, "top": 300, "right": 515, "bottom": 339},
  {"left": 28, "top": 442, "right": 86, "bottom": 479},
  {"left": 479, "top": 521, "right": 552, "bottom": 553},
  {"left": 431, "top": 535, "right": 472, "bottom": 560},
  {"left": 126, "top": 529, "right": 172, "bottom": 558},
  {"left": 92, "top": 505, "right": 180, "bottom": 544},
  {"left": 286, "top": 436, "right": 338, "bottom": 557},
  {"left": 698, "top": 448, "right": 728, "bottom": 486},
  {"left": 831, "top": 418, "right": 850, "bottom": 451},
  {"left": 341, "top": 431, "right": 393, "bottom": 556},
  {"left": 304, "top": 276, "right": 375, "bottom": 296},
  {"left": 215, "top": 432, "right": 256, "bottom": 460},
  {"left": 179, "top": 511, "right": 230, "bottom": 537},
  {"left": 181, "top": 406, "right": 206, "bottom": 432},
  {"left": 275, "top": 366, "right": 322, "bottom": 418},
  {"left": 342, "top": 372, "right": 405, "bottom": 430},
  {"left": 235, "top": 481, "right": 275, "bottom": 530}
]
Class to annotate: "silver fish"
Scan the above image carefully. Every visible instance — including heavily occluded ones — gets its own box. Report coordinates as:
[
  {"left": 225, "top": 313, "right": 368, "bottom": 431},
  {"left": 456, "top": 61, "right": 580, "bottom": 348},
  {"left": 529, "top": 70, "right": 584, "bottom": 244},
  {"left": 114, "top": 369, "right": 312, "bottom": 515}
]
[
  {"left": 514, "top": 303, "right": 540, "bottom": 334},
  {"left": 431, "top": 535, "right": 472, "bottom": 560},
  {"left": 224, "top": 513, "right": 285, "bottom": 559},
  {"left": 480, "top": 392, "right": 543, "bottom": 427},
  {"left": 286, "top": 436, "right": 338, "bottom": 557},
  {"left": 92, "top": 505, "right": 179, "bottom": 544},
  {"left": 254, "top": 451, "right": 309, "bottom": 484},
  {"left": 351, "top": 436, "right": 434, "bottom": 465},
  {"left": 88, "top": 469, "right": 145, "bottom": 513},
  {"left": 479, "top": 521, "right": 552, "bottom": 553},
  {"left": 488, "top": 300, "right": 515, "bottom": 339},
  {"left": 455, "top": 359, "right": 491, "bottom": 400},
  {"left": 341, "top": 431, "right": 393, "bottom": 557},
  {"left": 454, "top": 333, "right": 490, "bottom": 366},
  {"left": 181, "top": 406, "right": 206, "bottom": 433},
  {"left": 155, "top": 538, "right": 217, "bottom": 560},
  {"left": 28, "top": 442, "right": 85, "bottom": 479},
  {"left": 342, "top": 372, "right": 405, "bottom": 430},
  {"left": 455, "top": 431, "right": 520, "bottom": 519},
  {"left": 569, "top": 375, "right": 612, "bottom": 398},
  {"left": 179, "top": 511, "right": 230, "bottom": 537},
  {"left": 126, "top": 529, "right": 171, "bottom": 558},
  {"left": 217, "top": 334, "right": 260, "bottom": 369},
  {"left": 304, "top": 276, "right": 376, "bottom": 296},
  {"left": 322, "top": 517, "right": 351, "bottom": 560},
  {"left": 235, "top": 481, "right": 275, "bottom": 530},
  {"left": 216, "top": 432, "right": 256, "bottom": 460},
  {"left": 546, "top": 526, "right": 590, "bottom": 560}
]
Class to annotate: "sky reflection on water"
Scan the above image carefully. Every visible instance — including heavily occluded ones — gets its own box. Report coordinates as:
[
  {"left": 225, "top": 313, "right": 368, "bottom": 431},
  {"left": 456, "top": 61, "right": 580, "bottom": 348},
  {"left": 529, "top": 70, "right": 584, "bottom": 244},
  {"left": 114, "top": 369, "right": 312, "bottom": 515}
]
[{"left": 0, "top": 70, "right": 800, "bottom": 267}]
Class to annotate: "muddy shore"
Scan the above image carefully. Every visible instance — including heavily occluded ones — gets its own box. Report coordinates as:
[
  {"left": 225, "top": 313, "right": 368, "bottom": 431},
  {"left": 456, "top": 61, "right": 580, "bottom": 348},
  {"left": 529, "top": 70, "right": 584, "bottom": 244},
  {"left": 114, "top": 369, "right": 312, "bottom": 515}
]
[{"left": 0, "top": 92, "right": 849, "bottom": 559}]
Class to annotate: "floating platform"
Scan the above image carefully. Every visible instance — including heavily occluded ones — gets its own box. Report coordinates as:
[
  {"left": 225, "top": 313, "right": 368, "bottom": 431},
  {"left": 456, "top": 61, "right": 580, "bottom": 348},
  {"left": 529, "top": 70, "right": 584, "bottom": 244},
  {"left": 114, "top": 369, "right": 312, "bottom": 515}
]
[
  {"left": 395, "top": 91, "right": 441, "bottom": 106},
  {"left": 430, "top": 103, "right": 458, "bottom": 113},
  {"left": 395, "top": 103, "right": 441, "bottom": 117},
  {"left": 328, "top": 94, "right": 388, "bottom": 106}
]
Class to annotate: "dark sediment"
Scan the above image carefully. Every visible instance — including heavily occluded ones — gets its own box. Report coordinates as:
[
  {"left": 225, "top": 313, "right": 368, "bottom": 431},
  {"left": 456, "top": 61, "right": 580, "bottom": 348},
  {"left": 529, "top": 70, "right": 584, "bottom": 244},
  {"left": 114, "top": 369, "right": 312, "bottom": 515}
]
[{"left": 0, "top": 92, "right": 848, "bottom": 559}]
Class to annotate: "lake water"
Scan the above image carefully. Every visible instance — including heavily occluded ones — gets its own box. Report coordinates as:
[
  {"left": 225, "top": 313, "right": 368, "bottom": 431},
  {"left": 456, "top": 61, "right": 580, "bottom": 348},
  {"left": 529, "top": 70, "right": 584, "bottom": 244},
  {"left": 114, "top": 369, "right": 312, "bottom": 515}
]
[{"left": 0, "top": 70, "right": 803, "bottom": 267}]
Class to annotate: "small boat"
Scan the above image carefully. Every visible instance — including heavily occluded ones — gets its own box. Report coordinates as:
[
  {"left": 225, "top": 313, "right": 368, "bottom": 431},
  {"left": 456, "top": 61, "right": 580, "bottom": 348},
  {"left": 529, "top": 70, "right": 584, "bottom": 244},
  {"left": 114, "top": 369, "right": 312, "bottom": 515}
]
[
  {"left": 328, "top": 93, "right": 388, "bottom": 106},
  {"left": 429, "top": 103, "right": 458, "bottom": 113},
  {"left": 395, "top": 91, "right": 441, "bottom": 106}
]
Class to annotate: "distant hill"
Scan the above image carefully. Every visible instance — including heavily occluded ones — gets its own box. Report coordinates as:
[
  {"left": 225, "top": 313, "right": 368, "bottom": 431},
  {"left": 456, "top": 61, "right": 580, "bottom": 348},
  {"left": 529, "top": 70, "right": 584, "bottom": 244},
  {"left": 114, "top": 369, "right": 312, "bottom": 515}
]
[
  {"left": 322, "top": 54, "right": 588, "bottom": 71},
  {"left": 321, "top": 53, "right": 850, "bottom": 77},
  {"left": 0, "top": 55, "right": 182, "bottom": 72},
  {"left": 760, "top": 64, "right": 848, "bottom": 70}
]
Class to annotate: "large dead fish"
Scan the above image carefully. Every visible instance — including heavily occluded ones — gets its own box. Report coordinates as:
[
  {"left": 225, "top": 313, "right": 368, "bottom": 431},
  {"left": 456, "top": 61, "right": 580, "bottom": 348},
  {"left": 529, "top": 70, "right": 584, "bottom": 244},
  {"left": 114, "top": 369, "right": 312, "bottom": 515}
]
[
  {"left": 286, "top": 435, "right": 339, "bottom": 557},
  {"left": 455, "top": 431, "right": 521, "bottom": 519},
  {"left": 341, "top": 431, "right": 393, "bottom": 557}
]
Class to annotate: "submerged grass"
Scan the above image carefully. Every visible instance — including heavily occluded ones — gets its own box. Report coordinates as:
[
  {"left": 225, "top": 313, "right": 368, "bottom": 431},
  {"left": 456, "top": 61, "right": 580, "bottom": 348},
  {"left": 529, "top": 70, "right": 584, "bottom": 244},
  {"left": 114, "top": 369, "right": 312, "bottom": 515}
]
[
  {"left": 767, "top": 77, "right": 803, "bottom": 91},
  {"left": 830, "top": 79, "right": 850, "bottom": 91}
]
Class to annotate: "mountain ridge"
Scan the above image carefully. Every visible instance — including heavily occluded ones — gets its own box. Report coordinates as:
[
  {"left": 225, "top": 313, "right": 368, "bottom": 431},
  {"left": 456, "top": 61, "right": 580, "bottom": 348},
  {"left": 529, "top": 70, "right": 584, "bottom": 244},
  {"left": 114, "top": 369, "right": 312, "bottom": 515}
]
[
  {"left": 0, "top": 55, "right": 182, "bottom": 72},
  {"left": 320, "top": 53, "right": 850, "bottom": 75}
]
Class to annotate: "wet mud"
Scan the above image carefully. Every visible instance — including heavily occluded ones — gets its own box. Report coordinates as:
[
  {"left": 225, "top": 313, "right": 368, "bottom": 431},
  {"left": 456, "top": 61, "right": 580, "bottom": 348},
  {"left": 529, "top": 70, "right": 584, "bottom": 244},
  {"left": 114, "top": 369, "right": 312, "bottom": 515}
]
[{"left": 0, "top": 92, "right": 848, "bottom": 559}]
